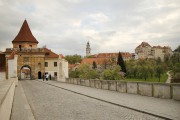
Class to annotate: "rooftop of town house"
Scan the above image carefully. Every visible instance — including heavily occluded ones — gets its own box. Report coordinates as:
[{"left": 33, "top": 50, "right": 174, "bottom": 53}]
[{"left": 44, "top": 48, "right": 59, "bottom": 58}]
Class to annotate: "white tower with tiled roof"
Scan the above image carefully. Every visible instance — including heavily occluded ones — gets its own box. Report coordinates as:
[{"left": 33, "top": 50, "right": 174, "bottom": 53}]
[{"left": 86, "top": 41, "right": 91, "bottom": 57}]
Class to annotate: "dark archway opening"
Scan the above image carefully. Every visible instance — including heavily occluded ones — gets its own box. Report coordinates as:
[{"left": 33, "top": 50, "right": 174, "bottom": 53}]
[
  {"left": 20, "top": 65, "right": 31, "bottom": 80},
  {"left": 38, "top": 71, "right": 42, "bottom": 79}
]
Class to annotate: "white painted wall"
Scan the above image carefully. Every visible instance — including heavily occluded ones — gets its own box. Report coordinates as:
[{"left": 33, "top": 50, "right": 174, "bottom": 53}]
[
  {"left": 8, "top": 55, "right": 18, "bottom": 79},
  {"left": 62, "top": 59, "right": 69, "bottom": 78},
  {"left": 57, "top": 59, "right": 68, "bottom": 82},
  {"left": 45, "top": 59, "right": 58, "bottom": 78},
  {"left": 44, "top": 57, "right": 68, "bottom": 81}
]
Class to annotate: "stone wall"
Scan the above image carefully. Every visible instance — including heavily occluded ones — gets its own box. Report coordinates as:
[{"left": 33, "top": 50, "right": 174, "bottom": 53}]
[{"left": 66, "top": 78, "right": 180, "bottom": 101}]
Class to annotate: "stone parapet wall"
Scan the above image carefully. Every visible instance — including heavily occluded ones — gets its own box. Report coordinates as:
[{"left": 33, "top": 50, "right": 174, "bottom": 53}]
[
  {"left": 127, "top": 82, "right": 138, "bottom": 94},
  {"left": 153, "top": 83, "right": 171, "bottom": 99},
  {"left": 138, "top": 83, "right": 153, "bottom": 97},
  {"left": 66, "top": 78, "right": 180, "bottom": 101},
  {"left": 172, "top": 84, "right": 180, "bottom": 100},
  {"left": 0, "top": 79, "right": 16, "bottom": 120}
]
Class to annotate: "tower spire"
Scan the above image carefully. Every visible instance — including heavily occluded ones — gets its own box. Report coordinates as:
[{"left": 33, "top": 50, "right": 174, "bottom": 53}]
[
  {"left": 12, "top": 20, "right": 38, "bottom": 43},
  {"left": 86, "top": 41, "right": 91, "bottom": 57}
]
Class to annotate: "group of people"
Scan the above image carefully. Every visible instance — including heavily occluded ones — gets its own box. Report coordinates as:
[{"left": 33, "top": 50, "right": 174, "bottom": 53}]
[{"left": 42, "top": 73, "right": 51, "bottom": 81}]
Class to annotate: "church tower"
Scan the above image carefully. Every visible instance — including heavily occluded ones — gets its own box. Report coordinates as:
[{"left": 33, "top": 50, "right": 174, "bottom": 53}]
[{"left": 86, "top": 41, "right": 91, "bottom": 57}]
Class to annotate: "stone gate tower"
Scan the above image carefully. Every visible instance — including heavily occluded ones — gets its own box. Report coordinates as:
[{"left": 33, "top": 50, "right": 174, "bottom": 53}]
[{"left": 3, "top": 20, "right": 69, "bottom": 81}]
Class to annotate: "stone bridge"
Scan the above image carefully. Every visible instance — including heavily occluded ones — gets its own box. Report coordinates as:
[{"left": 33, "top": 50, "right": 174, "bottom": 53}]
[{"left": 0, "top": 78, "right": 180, "bottom": 120}]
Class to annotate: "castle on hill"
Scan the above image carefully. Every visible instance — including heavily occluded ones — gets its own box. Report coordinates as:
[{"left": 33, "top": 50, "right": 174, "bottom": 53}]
[{"left": 135, "top": 42, "right": 173, "bottom": 61}]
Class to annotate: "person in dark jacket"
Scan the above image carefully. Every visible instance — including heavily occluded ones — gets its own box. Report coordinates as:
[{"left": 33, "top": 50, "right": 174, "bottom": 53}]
[{"left": 49, "top": 74, "right": 51, "bottom": 80}]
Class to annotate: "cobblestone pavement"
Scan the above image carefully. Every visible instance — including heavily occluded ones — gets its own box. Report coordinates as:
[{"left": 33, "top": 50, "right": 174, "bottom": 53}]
[
  {"left": 21, "top": 80, "right": 164, "bottom": 120},
  {"left": 36, "top": 79, "right": 180, "bottom": 120}
]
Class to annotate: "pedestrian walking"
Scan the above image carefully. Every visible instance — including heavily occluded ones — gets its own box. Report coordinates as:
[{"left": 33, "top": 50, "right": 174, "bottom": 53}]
[
  {"left": 46, "top": 73, "right": 49, "bottom": 81},
  {"left": 49, "top": 74, "right": 51, "bottom": 80}
]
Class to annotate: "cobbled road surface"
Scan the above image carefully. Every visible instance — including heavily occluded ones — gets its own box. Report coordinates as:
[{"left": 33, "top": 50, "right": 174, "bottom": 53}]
[{"left": 21, "top": 80, "right": 163, "bottom": 120}]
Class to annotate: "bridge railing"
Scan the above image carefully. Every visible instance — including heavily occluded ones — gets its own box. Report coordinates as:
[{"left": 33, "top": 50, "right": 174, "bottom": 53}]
[
  {"left": 0, "top": 78, "right": 17, "bottom": 120},
  {"left": 65, "top": 78, "right": 180, "bottom": 101}
]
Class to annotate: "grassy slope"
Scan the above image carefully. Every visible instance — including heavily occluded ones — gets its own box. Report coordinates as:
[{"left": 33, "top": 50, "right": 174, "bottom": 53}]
[{"left": 125, "top": 73, "right": 168, "bottom": 83}]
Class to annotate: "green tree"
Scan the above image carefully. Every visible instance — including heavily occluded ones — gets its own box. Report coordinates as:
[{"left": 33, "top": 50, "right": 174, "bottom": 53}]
[
  {"left": 172, "top": 73, "right": 180, "bottom": 83},
  {"left": 174, "top": 45, "right": 180, "bottom": 53},
  {"left": 155, "top": 65, "right": 164, "bottom": 82},
  {"left": 102, "top": 59, "right": 109, "bottom": 69},
  {"left": 69, "top": 70, "right": 79, "bottom": 78},
  {"left": 141, "top": 66, "right": 149, "bottom": 81},
  {"left": 172, "top": 63, "right": 180, "bottom": 75},
  {"left": 117, "top": 52, "right": 126, "bottom": 73},
  {"left": 156, "top": 57, "right": 162, "bottom": 64},
  {"left": 77, "top": 64, "right": 98, "bottom": 79},
  {"left": 65, "top": 54, "right": 82, "bottom": 64},
  {"left": 170, "top": 53, "right": 180, "bottom": 65},
  {"left": 102, "top": 65, "right": 122, "bottom": 80},
  {"left": 92, "top": 61, "right": 97, "bottom": 69}
]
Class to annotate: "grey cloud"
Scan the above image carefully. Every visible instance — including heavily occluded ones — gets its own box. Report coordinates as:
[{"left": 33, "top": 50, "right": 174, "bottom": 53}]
[{"left": 0, "top": 0, "right": 180, "bottom": 55}]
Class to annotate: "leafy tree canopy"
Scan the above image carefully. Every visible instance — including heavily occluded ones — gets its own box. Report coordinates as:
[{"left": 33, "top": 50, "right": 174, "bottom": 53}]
[
  {"left": 117, "top": 52, "right": 126, "bottom": 73},
  {"left": 102, "top": 65, "right": 122, "bottom": 80},
  {"left": 65, "top": 54, "right": 82, "bottom": 64},
  {"left": 174, "top": 45, "right": 180, "bottom": 53}
]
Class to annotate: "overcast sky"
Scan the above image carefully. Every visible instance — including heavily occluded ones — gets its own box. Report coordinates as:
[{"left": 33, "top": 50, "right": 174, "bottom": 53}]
[{"left": 0, "top": 0, "right": 180, "bottom": 56}]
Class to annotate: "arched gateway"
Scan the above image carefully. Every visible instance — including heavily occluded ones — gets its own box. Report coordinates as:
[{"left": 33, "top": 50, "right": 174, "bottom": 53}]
[{"left": 20, "top": 65, "right": 31, "bottom": 80}]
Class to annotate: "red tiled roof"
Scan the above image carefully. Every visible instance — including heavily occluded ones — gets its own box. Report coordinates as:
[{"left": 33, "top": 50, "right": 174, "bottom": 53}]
[
  {"left": 44, "top": 48, "right": 58, "bottom": 58},
  {"left": 153, "top": 46, "right": 172, "bottom": 50},
  {"left": 8, "top": 51, "right": 17, "bottom": 60},
  {"left": 59, "top": 54, "right": 64, "bottom": 59},
  {"left": 69, "top": 64, "right": 75, "bottom": 69},
  {"left": 152, "top": 46, "right": 163, "bottom": 49},
  {"left": 94, "top": 52, "right": 132, "bottom": 58},
  {"left": 68, "top": 63, "right": 80, "bottom": 69},
  {"left": 136, "top": 42, "right": 151, "bottom": 49},
  {"left": 12, "top": 20, "right": 38, "bottom": 43},
  {"left": 81, "top": 58, "right": 111, "bottom": 65}
]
